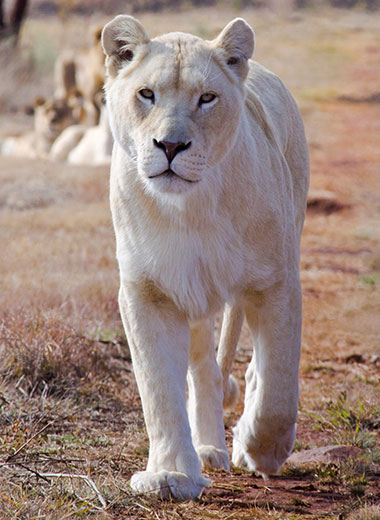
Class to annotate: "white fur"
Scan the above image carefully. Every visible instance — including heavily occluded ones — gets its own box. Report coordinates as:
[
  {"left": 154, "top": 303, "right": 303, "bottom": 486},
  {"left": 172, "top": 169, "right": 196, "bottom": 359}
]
[
  {"left": 67, "top": 106, "right": 113, "bottom": 165},
  {"left": 50, "top": 106, "right": 113, "bottom": 165},
  {"left": 49, "top": 124, "right": 87, "bottom": 162},
  {"left": 102, "top": 15, "right": 309, "bottom": 500}
]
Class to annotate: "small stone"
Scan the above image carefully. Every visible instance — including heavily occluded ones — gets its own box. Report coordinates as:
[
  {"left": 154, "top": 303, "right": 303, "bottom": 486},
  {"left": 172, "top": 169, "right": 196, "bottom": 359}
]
[{"left": 287, "top": 445, "right": 362, "bottom": 466}]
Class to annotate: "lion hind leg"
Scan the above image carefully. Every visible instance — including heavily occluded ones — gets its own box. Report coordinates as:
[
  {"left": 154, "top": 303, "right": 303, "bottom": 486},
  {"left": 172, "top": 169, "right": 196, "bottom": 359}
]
[
  {"left": 188, "top": 318, "right": 229, "bottom": 471},
  {"left": 216, "top": 304, "right": 244, "bottom": 410},
  {"left": 232, "top": 281, "right": 301, "bottom": 477}
]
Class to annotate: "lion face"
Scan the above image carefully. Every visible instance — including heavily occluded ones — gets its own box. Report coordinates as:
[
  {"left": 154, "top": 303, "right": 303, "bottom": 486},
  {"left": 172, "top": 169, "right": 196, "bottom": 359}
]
[
  {"left": 102, "top": 16, "right": 254, "bottom": 196},
  {"left": 34, "top": 97, "right": 78, "bottom": 140}
]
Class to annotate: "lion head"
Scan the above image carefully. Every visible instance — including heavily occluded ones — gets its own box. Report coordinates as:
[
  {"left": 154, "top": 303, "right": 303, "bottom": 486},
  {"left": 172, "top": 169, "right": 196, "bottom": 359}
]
[
  {"left": 33, "top": 96, "right": 79, "bottom": 141},
  {"left": 102, "top": 16, "right": 254, "bottom": 196}
]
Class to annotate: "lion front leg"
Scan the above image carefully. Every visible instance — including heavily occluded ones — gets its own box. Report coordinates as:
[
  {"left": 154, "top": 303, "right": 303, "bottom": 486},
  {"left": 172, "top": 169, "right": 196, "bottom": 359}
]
[
  {"left": 187, "top": 318, "right": 229, "bottom": 471},
  {"left": 232, "top": 277, "right": 302, "bottom": 478},
  {"left": 118, "top": 284, "right": 210, "bottom": 500}
]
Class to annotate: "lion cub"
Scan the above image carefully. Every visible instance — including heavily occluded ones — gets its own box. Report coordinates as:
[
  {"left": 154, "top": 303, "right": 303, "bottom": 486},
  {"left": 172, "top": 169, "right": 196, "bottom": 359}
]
[{"left": 102, "top": 15, "right": 309, "bottom": 500}]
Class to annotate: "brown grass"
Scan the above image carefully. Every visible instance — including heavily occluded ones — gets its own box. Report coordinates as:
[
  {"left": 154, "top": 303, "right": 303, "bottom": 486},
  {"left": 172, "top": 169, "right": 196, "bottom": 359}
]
[
  {"left": 0, "top": 311, "right": 117, "bottom": 398},
  {"left": 0, "top": 4, "right": 380, "bottom": 519}
]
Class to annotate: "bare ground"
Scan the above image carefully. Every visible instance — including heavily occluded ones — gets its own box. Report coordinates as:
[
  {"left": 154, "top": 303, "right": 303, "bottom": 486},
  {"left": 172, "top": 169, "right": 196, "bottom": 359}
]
[{"left": 0, "top": 6, "right": 379, "bottom": 520}]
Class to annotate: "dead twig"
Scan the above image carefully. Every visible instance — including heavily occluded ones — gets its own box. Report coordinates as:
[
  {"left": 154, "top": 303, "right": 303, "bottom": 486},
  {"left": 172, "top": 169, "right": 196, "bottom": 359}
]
[
  {"left": 38, "top": 455, "right": 86, "bottom": 463},
  {"left": 15, "top": 462, "right": 51, "bottom": 483},
  {"left": 6, "top": 421, "right": 53, "bottom": 462},
  {"left": 39, "top": 473, "right": 107, "bottom": 509},
  {"left": 134, "top": 500, "right": 152, "bottom": 512},
  {"left": 0, "top": 491, "right": 17, "bottom": 504},
  {"left": 5, "top": 408, "right": 80, "bottom": 462}
]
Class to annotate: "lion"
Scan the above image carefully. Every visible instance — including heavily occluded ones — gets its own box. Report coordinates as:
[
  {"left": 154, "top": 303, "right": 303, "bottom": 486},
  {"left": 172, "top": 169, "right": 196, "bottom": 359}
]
[
  {"left": 1, "top": 96, "right": 81, "bottom": 159},
  {"left": 48, "top": 123, "right": 87, "bottom": 162},
  {"left": 66, "top": 104, "right": 112, "bottom": 166},
  {"left": 54, "top": 26, "right": 105, "bottom": 126},
  {"left": 101, "top": 15, "right": 309, "bottom": 500},
  {"left": 49, "top": 102, "right": 112, "bottom": 165}
]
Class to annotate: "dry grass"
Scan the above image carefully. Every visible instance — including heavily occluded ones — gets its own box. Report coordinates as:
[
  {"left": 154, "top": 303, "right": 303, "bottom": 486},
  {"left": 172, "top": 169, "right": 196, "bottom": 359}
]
[
  {"left": 0, "top": 4, "right": 380, "bottom": 519},
  {"left": 0, "top": 311, "right": 119, "bottom": 398},
  {"left": 348, "top": 505, "right": 380, "bottom": 520}
]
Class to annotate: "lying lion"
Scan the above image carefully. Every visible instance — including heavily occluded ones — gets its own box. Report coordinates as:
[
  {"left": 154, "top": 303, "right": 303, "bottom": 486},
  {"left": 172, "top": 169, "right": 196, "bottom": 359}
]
[
  {"left": 49, "top": 103, "right": 112, "bottom": 165},
  {"left": 102, "top": 15, "right": 309, "bottom": 500},
  {"left": 1, "top": 96, "right": 83, "bottom": 159}
]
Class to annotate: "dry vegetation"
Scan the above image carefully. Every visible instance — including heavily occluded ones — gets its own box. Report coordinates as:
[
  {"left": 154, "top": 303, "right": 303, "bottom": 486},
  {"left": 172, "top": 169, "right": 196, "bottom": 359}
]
[{"left": 0, "top": 4, "right": 379, "bottom": 519}]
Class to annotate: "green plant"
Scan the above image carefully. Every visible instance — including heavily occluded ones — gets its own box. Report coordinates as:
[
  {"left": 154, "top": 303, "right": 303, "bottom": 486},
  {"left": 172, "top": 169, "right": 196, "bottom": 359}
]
[
  {"left": 293, "top": 438, "right": 311, "bottom": 452},
  {"left": 306, "top": 392, "right": 379, "bottom": 448},
  {"left": 314, "top": 463, "right": 341, "bottom": 484},
  {"left": 359, "top": 274, "right": 379, "bottom": 288}
]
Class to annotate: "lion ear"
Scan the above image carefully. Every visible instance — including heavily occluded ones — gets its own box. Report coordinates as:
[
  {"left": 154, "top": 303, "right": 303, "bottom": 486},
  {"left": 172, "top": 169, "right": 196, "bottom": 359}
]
[
  {"left": 101, "top": 15, "right": 150, "bottom": 77},
  {"left": 34, "top": 96, "right": 46, "bottom": 107},
  {"left": 214, "top": 18, "right": 254, "bottom": 79}
]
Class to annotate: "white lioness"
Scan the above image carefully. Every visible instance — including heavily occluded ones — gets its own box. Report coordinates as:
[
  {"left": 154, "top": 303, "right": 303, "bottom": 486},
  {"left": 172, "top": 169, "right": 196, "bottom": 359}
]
[{"left": 102, "top": 15, "right": 309, "bottom": 500}]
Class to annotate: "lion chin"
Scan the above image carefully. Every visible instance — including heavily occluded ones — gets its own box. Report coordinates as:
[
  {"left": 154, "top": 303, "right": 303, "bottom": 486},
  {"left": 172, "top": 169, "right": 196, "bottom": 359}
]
[
  {"left": 145, "top": 167, "right": 200, "bottom": 195},
  {"left": 102, "top": 14, "right": 309, "bottom": 500}
]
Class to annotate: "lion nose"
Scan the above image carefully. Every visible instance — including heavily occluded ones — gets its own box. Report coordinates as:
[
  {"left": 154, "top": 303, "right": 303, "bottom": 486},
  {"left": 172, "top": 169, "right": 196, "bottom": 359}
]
[{"left": 153, "top": 139, "right": 191, "bottom": 164}]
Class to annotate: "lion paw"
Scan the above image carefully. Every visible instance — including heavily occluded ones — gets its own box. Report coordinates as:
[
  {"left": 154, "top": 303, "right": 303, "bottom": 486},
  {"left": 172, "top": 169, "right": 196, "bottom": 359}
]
[
  {"left": 232, "top": 423, "right": 295, "bottom": 478},
  {"left": 197, "top": 445, "right": 230, "bottom": 471},
  {"left": 231, "top": 438, "right": 265, "bottom": 474},
  {"left": 130, "top": 470, "right": 210, "bottom": 500}
]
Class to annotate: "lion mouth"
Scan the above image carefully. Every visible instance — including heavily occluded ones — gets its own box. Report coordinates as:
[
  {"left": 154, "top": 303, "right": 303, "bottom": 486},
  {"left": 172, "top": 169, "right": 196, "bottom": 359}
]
[{"left": 148, "top": 169, "right": 198, "bottom": 183}]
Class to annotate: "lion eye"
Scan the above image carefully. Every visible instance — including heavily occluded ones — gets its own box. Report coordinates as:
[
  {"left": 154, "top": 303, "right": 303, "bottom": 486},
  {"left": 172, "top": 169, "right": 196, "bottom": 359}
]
[
  {"left": 199, "top": 93, "right": 216, "bottom": 105},
  {"left": 138, "top": 88, "right": 155, "bottom": 102},
  {"left": 227, "top": 56, "right": 240, "bottom": 66}
]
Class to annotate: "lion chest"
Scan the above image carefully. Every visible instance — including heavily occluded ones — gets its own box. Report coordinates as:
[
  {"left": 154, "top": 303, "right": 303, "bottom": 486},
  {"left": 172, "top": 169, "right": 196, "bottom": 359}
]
[{"left": 117, "top": 219, "right": 245, "bottom": 320}]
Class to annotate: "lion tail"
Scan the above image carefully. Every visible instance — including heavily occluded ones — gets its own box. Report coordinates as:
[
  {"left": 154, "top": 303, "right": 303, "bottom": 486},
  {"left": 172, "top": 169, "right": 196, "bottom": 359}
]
[{"left": 217, "top": 304, "right": 244, "bottom": 410}]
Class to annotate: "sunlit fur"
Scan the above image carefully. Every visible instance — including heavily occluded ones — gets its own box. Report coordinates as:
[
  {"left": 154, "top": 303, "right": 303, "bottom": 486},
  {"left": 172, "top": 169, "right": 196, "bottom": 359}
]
[
  {"left": 50, "top": 105, "right": 113, "bottom": 165},
  {"left": 102, "top": 15, "right": 309, "bottom": 500}
]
